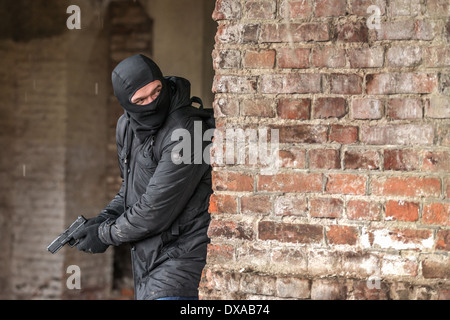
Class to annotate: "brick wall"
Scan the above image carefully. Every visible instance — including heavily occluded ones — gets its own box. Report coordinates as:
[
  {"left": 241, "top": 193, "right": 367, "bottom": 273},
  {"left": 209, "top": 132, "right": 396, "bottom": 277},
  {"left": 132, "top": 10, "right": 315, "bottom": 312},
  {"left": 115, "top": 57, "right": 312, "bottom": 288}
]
[{"left": 201, "top": 0, "right": 450, "bottom": 300}]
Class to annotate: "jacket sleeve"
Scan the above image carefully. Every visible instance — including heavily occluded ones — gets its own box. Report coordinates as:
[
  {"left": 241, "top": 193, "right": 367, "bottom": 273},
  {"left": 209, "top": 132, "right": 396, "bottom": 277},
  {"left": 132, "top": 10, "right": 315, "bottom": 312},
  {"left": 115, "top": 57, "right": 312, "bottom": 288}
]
[
  {"left": 98, "top": 118, "right": 210, "bottom": 246},
  {"left": 98, "top": 115, "right": 127, "bottom": 220}
]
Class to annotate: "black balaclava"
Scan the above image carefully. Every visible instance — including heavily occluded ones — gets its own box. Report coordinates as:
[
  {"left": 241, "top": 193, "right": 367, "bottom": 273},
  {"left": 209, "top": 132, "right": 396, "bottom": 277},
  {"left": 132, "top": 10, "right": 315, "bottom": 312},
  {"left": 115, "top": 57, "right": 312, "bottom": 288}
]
[{"left": 112, "top": 54, "right": 172, "bottom": 141}]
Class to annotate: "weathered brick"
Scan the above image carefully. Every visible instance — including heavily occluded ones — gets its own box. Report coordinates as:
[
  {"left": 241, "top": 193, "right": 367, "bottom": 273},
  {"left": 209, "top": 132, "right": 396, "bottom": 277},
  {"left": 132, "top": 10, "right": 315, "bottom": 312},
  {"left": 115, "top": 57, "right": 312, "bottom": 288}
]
[
  {"left": 279, "top": 0, "right": 313, "bottom": 19},
  {"left": 278, "top": 147, "right": 306, "bottom": 168},
  {"left": 425, "top": 96, "right": 450, "bottom": 119},
  {"left": 330, "top": 74, "right": 363, "bottom": 94},
  {"left": 351, "top": 98, "right": 383, "bottom": 119},
  {"left": 260, "top": 23, "right": 330, "bottom": 42},
  {"left": 327, "top": 225, "right": 358, "bottom": 245},
  {"left": 209, "top": 194, "right": 237, "bottom": 214},
  {"left": 366, "top": 73, "right": 438, "bottom": 94},
  {"left": 212, "top": 49, "right": 241, "bottom": 69},
  {"left": 277, "top": 47, "right": 310, "bottom": 68},
  {"left": 350, "top": 0, "right": 386, "bottom": 15},
  {"left": 212, "top": 0, "right": 242, "bottom": 20},
  {"left": 387, "top": 98, "right": 423, "bottom": 119},
  {"left": 260, "top": 73, "right": 322, "bottom": 94},
  {"left": 363, "top": 228, "right": 433, "bottom": 250},
  {"left": 212, "top": 75, "right": 257, "bottom": 93},
  {"left": 274, "top": 195, "right": 307, "bottom": 216},
  {"left": 380, "top": 254, "right": 419, "bottom": 277},
  {"left": 385, "top": 200, "right": 420, "bottom": 222},
  {"left": 258, "top": 221, "right": 323, "bottom": 244},
  {"left": 422, "top": 151, "right": 450, "bottom": 172},
  {"left": 277, "top": 98, "right": 310, "bottom": 120},
  {"left": 336, "top": 20, "right": 368, "bottom": 42},
  {"left": 276, "top": 124, "right": 328, "bottom": 143},
  {"left": 384, "top": 149, "right": 421, "bottom": 171},
  {"left": 257, "top": 173, "right": 322, "bottom": 193},
  {"left": 240, "top": 98, "right": 275, "bottom": 117},
  {"left": 361, "top": 124, "right": 434, "bottom": 145},
  {"left": 313, "top": 97, "right": 347, "bottom": 119},
  {"left": 436, "top": 230, "right": 450, "bottom": 251},
  {"left": 243, "top": 49, "right": 275, "bottom": 68},
  {"left": 422, "top": 203, "right": 450, "bottom": 226},
  {"left": 208, "top": 219, "right": 255, "bottom": 240},
  {"left": 386, "top": 46, "right": 422, "bottom": 68},
  {"left": 241, "top": 195, "right": 271, "bottom": 214},
  {"left": 311, "top": 279, "right": 346, "bottom": 300},
  {"left": 329, "top": 125, "right": 359, "bottom": 144},
  {"left": 308, "top": 148, "right": 341, "bottom": 169},
  {"left": 244, "top": 1, "right": 275, "bottom": 19},
  {"left": 422, "top": 256, "right": 450, "bottom": 279},
  {"left": 371, "top": 176, "right": 441, "bottom": 198},
  {"left": 326, "top": 173, "right": 367, "bottom": 195},
  {"left": 276, "top": 277, "right": 310, "bottom": 299},
  {"left": 344, "top": 149, "right": 380, "bottom": 170},
  {"left": 348, "top": 46, "right": 384, "bottom": 68},
  {"left": 310, "top": 197, "right": 344, "bottom": 218},
  {"left": 312, "top": 46, "right": 346, "bottom": 68},
  {"left": 315, "top": 0, "right": 347, "bottom": 16},
  {"left": 347, "top": 200, "right": 381, "bottom": 221},
  {"left": 212, "top": 170, "right": 254, "bottom": 192}
]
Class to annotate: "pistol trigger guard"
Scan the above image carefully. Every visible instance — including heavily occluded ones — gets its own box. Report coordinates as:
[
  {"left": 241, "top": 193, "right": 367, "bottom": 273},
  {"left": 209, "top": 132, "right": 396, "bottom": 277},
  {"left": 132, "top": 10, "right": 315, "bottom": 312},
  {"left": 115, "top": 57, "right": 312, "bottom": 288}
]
[{"left": 68, "top": 239, "right": 79, "bottom": 247}]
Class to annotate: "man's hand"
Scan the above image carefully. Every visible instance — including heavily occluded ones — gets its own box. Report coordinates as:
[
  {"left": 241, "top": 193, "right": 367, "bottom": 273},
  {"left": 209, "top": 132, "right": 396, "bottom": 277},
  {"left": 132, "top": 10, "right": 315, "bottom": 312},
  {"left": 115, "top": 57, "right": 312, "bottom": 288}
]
[{"left": 73, "top": 222, "right": 109, "bottom": 254}]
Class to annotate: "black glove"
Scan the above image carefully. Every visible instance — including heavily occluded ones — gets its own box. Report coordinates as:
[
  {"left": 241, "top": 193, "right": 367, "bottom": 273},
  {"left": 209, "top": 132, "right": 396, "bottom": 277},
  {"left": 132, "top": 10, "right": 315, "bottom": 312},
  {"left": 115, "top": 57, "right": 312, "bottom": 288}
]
[{"left": 73, "top": 223, "right": 109, "bottom": 254}]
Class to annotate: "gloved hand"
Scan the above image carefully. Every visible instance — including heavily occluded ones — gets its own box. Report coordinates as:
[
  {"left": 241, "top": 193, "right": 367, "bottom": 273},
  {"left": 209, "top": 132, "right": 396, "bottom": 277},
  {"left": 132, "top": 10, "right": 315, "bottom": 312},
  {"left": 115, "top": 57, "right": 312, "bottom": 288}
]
[{"left": 73, "top": 223, "right": 109, "bottom": 254}]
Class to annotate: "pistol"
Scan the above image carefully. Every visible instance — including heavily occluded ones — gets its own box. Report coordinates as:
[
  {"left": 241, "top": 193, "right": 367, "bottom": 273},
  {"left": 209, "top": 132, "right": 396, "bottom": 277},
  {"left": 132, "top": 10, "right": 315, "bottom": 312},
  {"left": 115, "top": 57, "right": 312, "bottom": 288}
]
[{"left": 47, "top": 216, "right": 87, "bottom": 254}]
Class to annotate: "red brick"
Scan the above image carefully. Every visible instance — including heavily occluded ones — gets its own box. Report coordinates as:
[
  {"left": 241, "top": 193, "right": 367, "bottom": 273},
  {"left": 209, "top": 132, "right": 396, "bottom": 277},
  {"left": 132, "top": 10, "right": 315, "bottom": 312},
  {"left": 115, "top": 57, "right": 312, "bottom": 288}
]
[
  {"left": 427, "top": 0, "right": 449, "bottom": 16},
  {"left": 308, "top": 149, "right": 341, "bottom": 169},
  {"left": 209, "top": 194, "right": 238, "bottom": 214},
  {"left": 374, "top": 20, "right": 415, "bottom": 40},
  {"left": 336, "top": 20, "right": 368, "bottom": 42},
  {"left": 277, "top": 48, "right": 310, "bottom": 69},
  {"left": 366, "top": 73, "right": 438, "bottom": 94},
  {"left": 372, "top": 177, "right": 441, "bottom": 198},
  {"left": 278, "top": 148, "right": 306, "bottom": 168},
  {"left": 276, "top": 277, "right": 310, "bottom": 299},
  {"left": 311, "top": 46, "right": 346, "bottom": 68},
  {"left": 310, "top": 197, "right": 344, "bottom": 218},
  {"left": 260, "top": 73, "right": 322, "bottom": 94},
  {"left": 208, "top": 219, "right": 254, "bottom": 240},
  {"left": 326, "top": 173, "right": 367, "bottom": 195},
  {"left": 315, "top": 0, "right": 346, "bottom": 16},
  {"left": 351, "top": 98, "right": 383, "bottom": 120},
  {"left": 329, "top": 125, "right": 358, "bottom": 144},
  {"left": 384, "top": 149, "right": 421, "bottom": 171},
  {"left": 327, "top": 225, "right": 358, "bottom": 245},
  {"left": 277, "top": 98, "right": 310, "bottom": 120},
  {"left": 361, "top": 124, "right": 434, "bottom": 145},
  {"left": 241, "top": 195, "right": 271, "bottom": 214},
  {"left": 423, "top": 203, "right": 450, "bottom": 226},
  {"left": 436, "top": 230, "right": 450, "bottom": 251},
  {"left": 207, "top": 244, "right": 234, "bottom": 264},
  {"left": 257, "top": 173, "right": 322, "bottom": 193},
  {"left": 446, "top": 178, "right": 450, "bottom": 199},
  {"left": 387, "top": 98, "right": 423, "bottom": 119},
  {"left": 276, "top": 124, "right": 328, "bottom": 143},
  {"left": 258, "top": 221, "right": 323, "bottom": 244},
  {"left": 347, "top": 200, "right": 381, "bottom": 221},
  {"left": 212, "top": 49, "right": 241, "bottom": 70},
  {"left": 426, "top": 96, "right": 450, "bottom": 119},
  {"left": 385, "top": 200, "right": 420, "bottom": 222},
  {"left": 348, "top": 46, "right": 384, "bottom": 68},
  {"left": 330, "top": 74, "right": 363, "bottom": 94},
  {"left": 213, "top": 97, "right": 239, "bottom": 117},
  {"left": 279, "top": 0, "right": 313, "bottom": 18},
  {"left": 243, "top": 49, "right": 275, "bottom": 68},
  {"left": 344, "top": 149, "right": 380, "bottom": 170},
  {"left": 422, "top": 151, "right": 450, "bottom": 172},
  {"left": 313, "top": 97, "right": 347, "bottom": 119},
  {"left": 212, "top": 170, "right": 254, "bottom": 192}
]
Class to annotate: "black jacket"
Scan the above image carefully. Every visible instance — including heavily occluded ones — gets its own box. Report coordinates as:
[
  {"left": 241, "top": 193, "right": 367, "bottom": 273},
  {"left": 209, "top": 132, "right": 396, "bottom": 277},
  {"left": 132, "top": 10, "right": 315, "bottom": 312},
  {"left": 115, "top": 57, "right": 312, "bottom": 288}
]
[{"left": 98, "top": 77, "right": 212, "bottom": 300}]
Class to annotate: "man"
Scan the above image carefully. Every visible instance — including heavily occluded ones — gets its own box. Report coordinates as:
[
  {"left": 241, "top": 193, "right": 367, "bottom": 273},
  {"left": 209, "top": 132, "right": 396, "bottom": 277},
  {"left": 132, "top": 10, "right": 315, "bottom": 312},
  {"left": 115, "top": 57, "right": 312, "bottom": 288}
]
[{"left": 73, "top": 54, "right": 213, "bottom": 300}]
